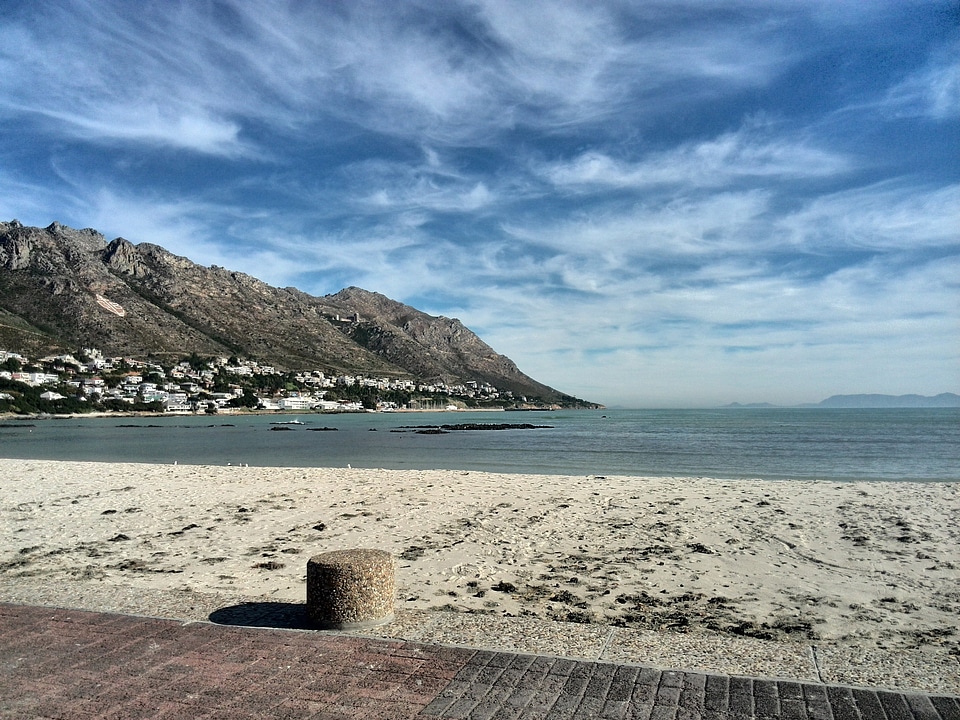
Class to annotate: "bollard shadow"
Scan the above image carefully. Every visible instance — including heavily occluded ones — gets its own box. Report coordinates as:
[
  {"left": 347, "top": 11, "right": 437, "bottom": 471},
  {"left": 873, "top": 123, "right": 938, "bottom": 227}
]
[{"left": 208, "top": 602, "right": 315, "bottom": 630}]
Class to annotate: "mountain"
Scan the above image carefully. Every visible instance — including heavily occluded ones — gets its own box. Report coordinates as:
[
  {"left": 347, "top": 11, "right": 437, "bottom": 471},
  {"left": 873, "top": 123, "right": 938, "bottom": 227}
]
[
  {"left": 814, "top": 393, "right": 960, "bottom": 408},
  {"left": 0, "top": 220, "right": 595, "bottom": 406},
  {"left": 722, "top": 394, "right": 960, "bottom": 409}
]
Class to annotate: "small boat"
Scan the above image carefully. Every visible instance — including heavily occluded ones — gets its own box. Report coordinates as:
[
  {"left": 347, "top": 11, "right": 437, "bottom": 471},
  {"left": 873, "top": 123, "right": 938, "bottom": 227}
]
[{"left": 270, "top": 419, "right": 304, "bottom": 425}]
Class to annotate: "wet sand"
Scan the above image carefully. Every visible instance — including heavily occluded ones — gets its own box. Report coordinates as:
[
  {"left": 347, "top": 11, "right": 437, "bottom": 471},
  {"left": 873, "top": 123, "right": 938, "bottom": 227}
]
[{"left": 1, "top": 459, "right": 958, "bottom": 652}]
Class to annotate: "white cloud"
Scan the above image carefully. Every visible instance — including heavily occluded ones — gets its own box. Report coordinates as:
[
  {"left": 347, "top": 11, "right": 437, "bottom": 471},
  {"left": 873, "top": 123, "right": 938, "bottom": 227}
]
[
  {"left": 472, "top": 253, "right": 959, "bottom": 407},
  {"left": 475, "top": 0, "right": 790, "bottom": 103},
  {"left": 881, "top": 45, "right": 960, "bottom": 120},
  {"left": 360, "top": 180, "right": 495, "bottom": 213},
  {"left": 2, "top": 5, "right": 238, "bottom": 155},
  {"left": 36, "top": 105, "right": 246, "bottom": 157},
  {"left": 504, "top": 191, "right": 772, "bottom": 258},
  {"left": 777, "top": 182, "right": 960, "bottom": 251},
  {"left": 541, "top": 127, "right": 849, "bottom": 190},
  {"left": 0, "top": 0, "right": 805, "bottom": 155}
]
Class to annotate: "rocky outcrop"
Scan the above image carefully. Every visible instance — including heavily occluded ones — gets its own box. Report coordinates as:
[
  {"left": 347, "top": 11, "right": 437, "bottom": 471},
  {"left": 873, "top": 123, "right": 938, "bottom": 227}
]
[
  {"left": 102, "top": 238, "right": 149, "bottom": 277},
  {"left": 0, "top": 221, "right": 33, "bottom": 269}
]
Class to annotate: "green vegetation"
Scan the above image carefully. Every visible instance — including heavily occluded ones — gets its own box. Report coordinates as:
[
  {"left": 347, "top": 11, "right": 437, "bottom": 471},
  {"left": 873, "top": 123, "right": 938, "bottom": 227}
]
[{"left": 0, "top": 377, "right": 94, "bottom": 415}]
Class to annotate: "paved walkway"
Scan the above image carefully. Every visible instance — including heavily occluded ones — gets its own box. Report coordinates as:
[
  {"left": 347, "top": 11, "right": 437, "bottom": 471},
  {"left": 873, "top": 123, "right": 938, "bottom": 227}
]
[
  {"left": 1, "top": 603, "right": 958, "bottom": 720},
  {"left": 5, "top": 581, "right": 957, "bottom": 696}
]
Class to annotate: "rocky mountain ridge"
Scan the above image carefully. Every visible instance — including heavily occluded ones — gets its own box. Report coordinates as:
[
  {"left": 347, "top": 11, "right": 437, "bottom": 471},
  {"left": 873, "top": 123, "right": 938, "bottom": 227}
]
[{"left": 0, "top": 220, "right": 593, "bottom": 406}]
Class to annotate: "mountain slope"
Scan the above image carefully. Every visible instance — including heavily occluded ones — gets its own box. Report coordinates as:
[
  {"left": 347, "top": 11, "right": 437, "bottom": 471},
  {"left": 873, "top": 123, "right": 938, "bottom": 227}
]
[
  {"left": 816, "top": 393, "right": 960, "bottom": 408},
  {"left": 0, "top": 220, "right": 589, "bottom": 405},
  {"left": 316, "top": 287, "right": 563, "bottom": 399}
]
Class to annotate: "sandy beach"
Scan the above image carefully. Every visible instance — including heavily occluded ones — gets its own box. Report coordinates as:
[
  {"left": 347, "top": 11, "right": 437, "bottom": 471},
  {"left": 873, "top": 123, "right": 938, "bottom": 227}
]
[{"left": 2, "top": 459, "right": 958, "bottom": 654}]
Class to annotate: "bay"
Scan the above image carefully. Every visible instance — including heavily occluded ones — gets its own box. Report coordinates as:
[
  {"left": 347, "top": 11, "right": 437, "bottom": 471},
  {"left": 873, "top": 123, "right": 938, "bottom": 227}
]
[{"left": 0, "top": 408, "right": 957, "bottom": 482}]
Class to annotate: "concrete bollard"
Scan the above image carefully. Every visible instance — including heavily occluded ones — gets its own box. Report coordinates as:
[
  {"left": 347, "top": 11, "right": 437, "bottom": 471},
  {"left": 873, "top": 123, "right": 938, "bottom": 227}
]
[{"left": 306, "top": 549, "right": 396, "bottom": 630}]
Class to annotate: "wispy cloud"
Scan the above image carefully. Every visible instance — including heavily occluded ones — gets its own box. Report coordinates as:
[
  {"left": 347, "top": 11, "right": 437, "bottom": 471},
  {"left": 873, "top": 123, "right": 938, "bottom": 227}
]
[
  {"left": 504, "top": 191, "right": 772, "bottom": 258},
  {"left": 32, "top": 106, "right": 245, "bottom": 157},
  {"left": 0, "top": 3, "right": 254, "bottom": 156},
  {"left": 0, "top": 0, "right": 803, "bottom": 153},
  {"left": 540, "top": 127, "right": 850, "bottom": 190},
  {"left": 880, "top": 42, "right": 960, "bottom": 120},
  {"left": 777, "top": 182, "right": 960, "bottom": 251}
]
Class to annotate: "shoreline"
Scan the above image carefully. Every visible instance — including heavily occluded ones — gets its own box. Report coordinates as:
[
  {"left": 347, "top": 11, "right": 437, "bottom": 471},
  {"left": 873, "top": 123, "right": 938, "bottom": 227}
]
[
  {"left": 0, "top": 406, "right": 519, "bottom": 422},
  {"left": 2, "top": 459, "right": 958, "bottom": 657}
]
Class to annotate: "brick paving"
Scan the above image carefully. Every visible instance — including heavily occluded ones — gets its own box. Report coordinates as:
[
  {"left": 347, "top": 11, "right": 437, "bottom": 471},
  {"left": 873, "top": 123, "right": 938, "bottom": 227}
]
[{"left": 1, "top": 603, "right": 958, "bottom": 720}]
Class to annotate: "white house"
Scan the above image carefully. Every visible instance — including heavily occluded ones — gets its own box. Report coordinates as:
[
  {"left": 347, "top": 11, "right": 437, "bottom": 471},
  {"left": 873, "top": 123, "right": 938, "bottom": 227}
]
[
  {"left": 164, "top": 394, "right": 192, "bottom": 412},
  {"left": 278, "top": 395, "right": 314, "bottom": 410}
]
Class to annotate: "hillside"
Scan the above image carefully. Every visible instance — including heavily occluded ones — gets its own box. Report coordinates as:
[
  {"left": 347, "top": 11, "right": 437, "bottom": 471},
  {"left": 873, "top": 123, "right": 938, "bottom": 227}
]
[
  {"left": 0, "top": 220, "right": 595, "bottom": 407},
  {"left": 723, "top": 394, "right": 960, "bottom": 409},
  {"left": 814, "top": 393, "right": 960, "bottom": 408}
]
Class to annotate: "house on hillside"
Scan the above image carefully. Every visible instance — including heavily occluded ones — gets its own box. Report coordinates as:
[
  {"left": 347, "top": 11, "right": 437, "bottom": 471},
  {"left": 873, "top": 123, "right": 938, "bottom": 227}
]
[{"left": 278, "top": 395, "right": 314, "bottom": 410}]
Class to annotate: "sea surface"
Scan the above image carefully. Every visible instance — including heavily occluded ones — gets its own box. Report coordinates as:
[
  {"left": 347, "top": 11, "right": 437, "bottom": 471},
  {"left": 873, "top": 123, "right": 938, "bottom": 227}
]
[{"left": 2, "top": 408, "right": 958, "bottom": 482}]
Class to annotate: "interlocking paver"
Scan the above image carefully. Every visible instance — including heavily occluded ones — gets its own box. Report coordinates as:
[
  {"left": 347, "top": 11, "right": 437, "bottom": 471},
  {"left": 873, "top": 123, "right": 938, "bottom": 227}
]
[
  {"left": 561, "top": 673, "right": 589, "bottom": 696},
  {"left": 678, "top": 673, "right": 706, "bottom": 715},
  {"left": 930, "top": 696, "right": 960, "bottom": 720},
  {"left": 704, "top": 673, "right": 729, "bottom": 711},
  {"left": 755, "top": 691, "right": 781, "bottom": 718},
  {"left": 802, "top": 683, "right": 834, "bottom": 720},
  {"left": 609, "top": 666, "right": 641, "bottom": 702},
  {"left": 878, "top": 689, "right": 917, "bottom": 720},
  {"left": 542, "top": 691, "right": 580, "bottom": 719},
  {"left": 585, "top": 664, "right": 617, "bottom": 698},
  {"left": 475, "top": 665, "right": 507, "bottom": 686},
  {"left": 655, "top": 684, "right": 683, "bottom": 707},
  {"left": 633, "top": 669, "right": 663, "bottom": 705},
  {"left": 729, "top": 685, "right": 755, "bottom": 717},
  {"left": 487, "top": 652, "right": 517, "bottom": 668},
  {"left": 852, "top": 689, "right": 885, "bottom": 720},
  {"left": 778, "top": 681, "right": 804, "bottom": 702},
  {"left": 575, "top": 695, "right": 609, "bottom": 717},
  {"left": 2, "top": 603, "right": 959, "bottom": 720},
  {"left": 834, "top": 685, "right": 869, "bottom": 720},
  {"left": 524, "top": 688, "right": 562, "bottom": 716},
  {"left": 547, "top": 658, "right": 578, "bottom": 676},
  {"left": 648, "top": 703, "right": 679, "bottom": 720},
  {"left": 528, "top": 656, "right": 557, "bottom": 674},
  {"left": 598, "top": 698, "right": 630, "bottom": 719},
  {"left": 908, "top": 693, "right": 949, "bottom": 720},
  {"left": 779, "top": 697, "right": 807, "bottom": 720}
]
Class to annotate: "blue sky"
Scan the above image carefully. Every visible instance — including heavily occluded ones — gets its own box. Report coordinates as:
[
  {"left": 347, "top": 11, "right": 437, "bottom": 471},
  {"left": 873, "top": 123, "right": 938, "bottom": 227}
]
[{"left": 1, "top": 1, "right": 957, "bottom": 407}]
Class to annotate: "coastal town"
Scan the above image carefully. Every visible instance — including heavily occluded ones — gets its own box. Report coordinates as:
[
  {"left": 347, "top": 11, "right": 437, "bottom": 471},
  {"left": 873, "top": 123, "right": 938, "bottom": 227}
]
[{"left": 0, "top": 347, "right": 522, "bottom": 416}]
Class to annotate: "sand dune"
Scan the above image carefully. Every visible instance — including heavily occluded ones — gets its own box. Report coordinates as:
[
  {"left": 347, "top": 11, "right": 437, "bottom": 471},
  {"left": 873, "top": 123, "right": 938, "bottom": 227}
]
[{"left": 1, "top": 459, "right": 957, "bottom": 651}]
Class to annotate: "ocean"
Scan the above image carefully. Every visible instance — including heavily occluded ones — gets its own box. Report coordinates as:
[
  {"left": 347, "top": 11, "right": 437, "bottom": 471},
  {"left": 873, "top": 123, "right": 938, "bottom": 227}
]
[{"left": 1, "top": 408, "right": 957, "bottom": 482}]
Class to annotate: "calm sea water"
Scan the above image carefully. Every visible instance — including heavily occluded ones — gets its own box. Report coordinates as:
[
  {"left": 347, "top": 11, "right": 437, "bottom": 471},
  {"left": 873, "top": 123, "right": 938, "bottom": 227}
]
[
  {"left": 0, "top": 409, "right": 960, "bottom": 481},
  {"left": 0, "top": 408, "right": 957, "bottom": 482}
]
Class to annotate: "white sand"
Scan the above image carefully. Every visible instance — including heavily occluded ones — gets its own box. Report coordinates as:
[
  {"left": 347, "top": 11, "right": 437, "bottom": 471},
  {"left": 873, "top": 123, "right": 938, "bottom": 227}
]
[{"left": 1, "top": 459, "right": 957, "bottom": 650}]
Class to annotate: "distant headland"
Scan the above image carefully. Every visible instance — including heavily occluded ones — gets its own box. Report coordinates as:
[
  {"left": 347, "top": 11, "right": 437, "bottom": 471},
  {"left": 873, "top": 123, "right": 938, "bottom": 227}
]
[{"left": 724, "top": 393, "right": 960, "bottom": 409}]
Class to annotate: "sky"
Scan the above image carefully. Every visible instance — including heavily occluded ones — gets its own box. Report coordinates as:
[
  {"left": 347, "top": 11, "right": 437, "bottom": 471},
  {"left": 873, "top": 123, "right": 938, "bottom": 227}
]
[{"left": 1, "top": 1, "right": 957, "bottom": 408}]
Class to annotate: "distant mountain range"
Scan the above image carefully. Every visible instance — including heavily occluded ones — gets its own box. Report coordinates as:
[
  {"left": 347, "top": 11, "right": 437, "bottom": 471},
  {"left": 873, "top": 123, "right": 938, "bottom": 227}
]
[
  {"left": 725, "top": 393, "right": 960, "bottom": 409},
  {"left": 0, "top": 220, "right": 597, "bottom": 407}
]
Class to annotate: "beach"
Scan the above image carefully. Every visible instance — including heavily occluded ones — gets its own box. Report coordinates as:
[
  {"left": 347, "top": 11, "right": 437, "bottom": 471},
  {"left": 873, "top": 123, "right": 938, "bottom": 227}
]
[{"left": 2, "top": 459, "right": 957, "bottom": 654}]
